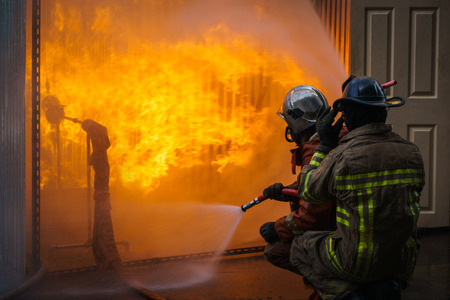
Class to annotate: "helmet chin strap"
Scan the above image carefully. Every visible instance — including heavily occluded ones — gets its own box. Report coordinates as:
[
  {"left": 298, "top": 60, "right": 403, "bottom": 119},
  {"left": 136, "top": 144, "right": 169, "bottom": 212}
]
[
  {"left": 285, "top": 126, "right": 296, "bottom": 143},
  {"left": 285, "top": 125, "right": 316, "bottom": 145}
]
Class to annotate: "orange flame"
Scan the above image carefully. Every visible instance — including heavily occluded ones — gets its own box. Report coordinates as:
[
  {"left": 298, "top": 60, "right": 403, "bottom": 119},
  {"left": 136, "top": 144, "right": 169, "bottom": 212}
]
[
  {"left": 33, "top": 0, "right": 350, "bottom": 268},
  {"left": 39, "top": 0, "right": 346, "bottom": 194}
]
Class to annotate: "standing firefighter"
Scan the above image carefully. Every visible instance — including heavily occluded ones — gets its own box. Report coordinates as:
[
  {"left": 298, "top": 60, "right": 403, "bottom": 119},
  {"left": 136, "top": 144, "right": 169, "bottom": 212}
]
[
  {"left": 292, "top": 76, "right": 425, "bottom": 299},
  {"left": 259, "top": 85, "right": 347, "bottom": 275}
]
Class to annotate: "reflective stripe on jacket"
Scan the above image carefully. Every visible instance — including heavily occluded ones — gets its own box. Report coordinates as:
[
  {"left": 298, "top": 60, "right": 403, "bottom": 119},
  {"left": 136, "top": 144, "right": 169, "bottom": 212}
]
[
  {"left": 274, "top": 128, "right": 348, "bottom": 242},
  {"left": 275, "top": 135, "right": 334, "bottom": 242},
  {"left": 299, "top": 123, "right": 425, "bottom": 281}
]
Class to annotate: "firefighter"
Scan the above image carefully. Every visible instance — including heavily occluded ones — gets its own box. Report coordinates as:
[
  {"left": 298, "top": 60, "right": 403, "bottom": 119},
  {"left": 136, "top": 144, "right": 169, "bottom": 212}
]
[
  {"left": 259, "top": 85, "right": 347, "bottom": 275},
  {"left": 291, "top": 76, "right": 425, "bottom": 299}
]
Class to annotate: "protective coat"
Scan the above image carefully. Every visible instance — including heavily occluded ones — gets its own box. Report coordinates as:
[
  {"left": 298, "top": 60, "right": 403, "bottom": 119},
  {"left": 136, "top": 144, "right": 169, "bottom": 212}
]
[
  {"left": 292, "top": 123, "right": 425, "bottom": 299},
  {"left": 264, "top": 128, "right": 347, "bottom": 272},
  {"left": 274, "top": 128, "right": 348, "bottom": 242}
]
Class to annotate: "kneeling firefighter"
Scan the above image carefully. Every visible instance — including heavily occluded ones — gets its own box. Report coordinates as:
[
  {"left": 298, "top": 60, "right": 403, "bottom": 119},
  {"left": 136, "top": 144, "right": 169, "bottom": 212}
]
[
  {"left": 259, "top": 85, "right": 348, "bottom": 275},
  {"left": 292, "top": 76, "right": 425, "bottom": 299}
]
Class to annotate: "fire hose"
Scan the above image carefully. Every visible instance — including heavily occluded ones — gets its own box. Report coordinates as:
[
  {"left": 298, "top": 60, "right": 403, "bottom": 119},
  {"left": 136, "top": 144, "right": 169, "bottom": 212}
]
[{"left": 241, "top": 188, "right": 299, "bottom": 212}]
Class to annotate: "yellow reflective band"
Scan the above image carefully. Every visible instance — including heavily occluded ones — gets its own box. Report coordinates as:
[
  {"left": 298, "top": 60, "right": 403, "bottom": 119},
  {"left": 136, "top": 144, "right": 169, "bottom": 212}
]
[
  {"left": 336, "top": 216, "right": 349, "bottom": 227},
  {"left": 408, "top": 188, "right": 420, "bottom": 230},
  {"left": 354, "top": 190, "right": 366, "bottom": 276},
  {"left": 336, "top": 177, "right": 424, "bottom": 190},
  {"left": 310, "top": 160, "right": 321, "bottom": 167},
  {"left": 327, "top": 236, "right": 344, "bottom": 273},
  {"left": 415, "top": 202, "right": 420, "bottom": 214},
  {"left": 301, "top": 170, "right": 322, "bottom": 204},
  {"left": 337, "top": 206, "right": 350, "bottom": 217},
  {"left": 405, "top": 235, "right": 418, "bottom": 274},
  {"left": 301, "top": 152, "right": 328, "bottom": 204},
  {"left": 336, "top": 168, "right": 424, "bottom": 180},
  {"left": 326, "top": 236, "right": 361, "bottom": 281},
  {"left": 313, "top": 151, "right": 326, "bottom": 160},
  {"left": 325, "top": 235, "right": 365, "bottom": 281},
  {"left": 364, "top": 189, "right": 374, "bottom": 277},
  {"left": 352, "top": 189, "right": 375, "bottom": 278},
  {"left": 309, "top": 152, "right": 325, "bottom": 167}
]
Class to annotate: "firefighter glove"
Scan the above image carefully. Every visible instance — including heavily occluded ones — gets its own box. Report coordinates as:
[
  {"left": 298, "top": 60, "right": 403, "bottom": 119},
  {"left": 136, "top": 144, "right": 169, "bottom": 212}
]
[
  {"left": 263, "top": 183, "right": 286, "bottom": 201},
  {"left": 260, "top": 222, "right": 279, "bottom": 243},
  {"left": 316, "top": 106, "right": 344, "bottom": 153}
]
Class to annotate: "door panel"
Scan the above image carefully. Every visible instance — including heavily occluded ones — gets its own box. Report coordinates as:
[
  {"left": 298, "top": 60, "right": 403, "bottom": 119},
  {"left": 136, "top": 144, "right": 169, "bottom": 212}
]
[{"left": 350, "top": 0, "right": 450, "bottom": 227}]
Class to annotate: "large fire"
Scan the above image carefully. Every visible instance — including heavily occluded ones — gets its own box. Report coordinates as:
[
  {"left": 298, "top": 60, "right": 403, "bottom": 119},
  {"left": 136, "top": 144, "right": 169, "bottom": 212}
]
[
  {"left": 39, "top": 0, "right": 346, "bottom": 195},
  {"left": 35, "top": 0, "right": 347, "bottom": 267}
]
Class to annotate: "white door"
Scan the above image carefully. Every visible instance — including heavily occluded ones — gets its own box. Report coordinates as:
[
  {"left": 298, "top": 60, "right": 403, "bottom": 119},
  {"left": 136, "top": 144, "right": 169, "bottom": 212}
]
[{"left": 350, "top": 0, "right": 450, "bottom": 227}]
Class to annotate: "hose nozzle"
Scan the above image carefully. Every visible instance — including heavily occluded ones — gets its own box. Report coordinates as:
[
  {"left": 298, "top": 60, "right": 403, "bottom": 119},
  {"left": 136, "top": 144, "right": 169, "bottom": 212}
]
[
  {"left": 241, "top": 195, "right": 266, "bottom": 212},
  {"left": 241, "top": 189, "right": 299, "bottom": 212}
]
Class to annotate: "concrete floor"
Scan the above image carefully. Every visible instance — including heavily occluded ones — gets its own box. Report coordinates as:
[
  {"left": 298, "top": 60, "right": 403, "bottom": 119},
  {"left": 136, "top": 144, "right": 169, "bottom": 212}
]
[{"left": 3, "top": 228, "right": 449, "bottom": 300}]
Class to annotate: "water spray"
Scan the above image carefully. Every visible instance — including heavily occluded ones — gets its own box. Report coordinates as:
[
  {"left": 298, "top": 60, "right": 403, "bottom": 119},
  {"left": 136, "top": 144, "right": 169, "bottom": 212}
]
[{"left": 241, "top": 189, "right": 299, "bottom": 212}]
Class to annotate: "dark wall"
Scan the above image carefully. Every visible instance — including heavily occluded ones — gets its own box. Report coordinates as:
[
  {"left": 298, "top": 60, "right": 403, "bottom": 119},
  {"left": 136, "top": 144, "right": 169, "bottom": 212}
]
[{"left": 0, "top": 0, "right": 27, "bottom": 272}]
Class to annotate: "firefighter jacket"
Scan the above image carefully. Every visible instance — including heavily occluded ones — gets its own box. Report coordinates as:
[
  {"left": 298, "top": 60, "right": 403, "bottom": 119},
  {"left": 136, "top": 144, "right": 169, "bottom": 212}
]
[
  {"left": 296, "top": 123, "right": 425, "bottom": 284},
  {"left": 274, "top": 128, "right": 348, "bottom": 242}
]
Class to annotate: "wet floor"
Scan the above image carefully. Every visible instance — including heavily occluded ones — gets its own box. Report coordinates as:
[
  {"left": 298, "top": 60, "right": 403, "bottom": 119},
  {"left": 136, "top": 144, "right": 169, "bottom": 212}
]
[{"left": 5, "top": 228, "right": 450, "bottom": 300}]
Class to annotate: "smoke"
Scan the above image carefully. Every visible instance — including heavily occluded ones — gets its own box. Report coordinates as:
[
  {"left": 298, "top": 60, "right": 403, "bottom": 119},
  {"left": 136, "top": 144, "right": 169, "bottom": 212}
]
[{"left": 162, "top": 0, "right": 346, "bottom": 99}]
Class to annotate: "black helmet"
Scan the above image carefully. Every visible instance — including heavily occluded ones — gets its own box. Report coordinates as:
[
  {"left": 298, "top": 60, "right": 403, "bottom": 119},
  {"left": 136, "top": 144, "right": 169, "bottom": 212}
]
[{"left": 333, "top": 76, "right": 405, "bottom": 109}]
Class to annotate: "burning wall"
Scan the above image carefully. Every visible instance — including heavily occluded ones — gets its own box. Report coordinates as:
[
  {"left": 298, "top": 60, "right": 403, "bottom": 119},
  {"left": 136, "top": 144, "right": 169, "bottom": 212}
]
[{"left": 36, "top": 0, "right": 347, "bottom": 269}]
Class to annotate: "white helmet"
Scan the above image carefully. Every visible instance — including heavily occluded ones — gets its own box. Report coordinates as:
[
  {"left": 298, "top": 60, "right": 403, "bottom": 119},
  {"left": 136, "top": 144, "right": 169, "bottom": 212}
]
[{"left": 278, "top": 85, "right": 329, "bottom": 144}]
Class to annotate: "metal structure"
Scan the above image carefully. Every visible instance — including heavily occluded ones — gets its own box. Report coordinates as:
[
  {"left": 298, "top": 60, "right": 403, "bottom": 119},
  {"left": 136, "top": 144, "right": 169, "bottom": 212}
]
[
  {"left": 315, "top": 0, "right": 351, "bottom": 74},
  {"left": 31, "top": 0, "right": 42, "bottom": 272},
  {"left": 0, "top": 0, "right": 27, "bottom": 273},
  {"left": 39, "top": 100, "right": 130, "bottom": 259},
  {"left": 40, "top": 97, "right": 94, "bottom": 256},
  {"left": 49, "top": 246, "right": 265, "bottom": 275},
  {"left": 47, "top": 131, "right": 129, "bottom": 259},
  {"left": 47, "top": 133, "right": 94, "bottom": 256}
]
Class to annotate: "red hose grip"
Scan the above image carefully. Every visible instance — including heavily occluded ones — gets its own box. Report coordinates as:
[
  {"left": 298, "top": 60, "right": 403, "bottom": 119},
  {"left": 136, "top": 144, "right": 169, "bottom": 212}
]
[{"left": 281, "top": 188, "right": 299, "bottom": 198}]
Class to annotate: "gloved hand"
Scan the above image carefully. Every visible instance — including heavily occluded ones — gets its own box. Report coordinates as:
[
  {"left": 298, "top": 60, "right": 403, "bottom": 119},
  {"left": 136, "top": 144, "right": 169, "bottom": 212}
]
[
  {"left": 263, "top": 183, "right": 286, "bottom": 201},
  {"left": 260, "top": 222, "right": 279, "bottom": 243},
  {"left": 316, "top": 106, "right": 344, "bottom": 153}
]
